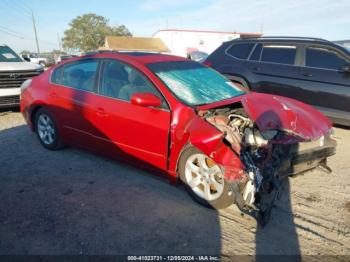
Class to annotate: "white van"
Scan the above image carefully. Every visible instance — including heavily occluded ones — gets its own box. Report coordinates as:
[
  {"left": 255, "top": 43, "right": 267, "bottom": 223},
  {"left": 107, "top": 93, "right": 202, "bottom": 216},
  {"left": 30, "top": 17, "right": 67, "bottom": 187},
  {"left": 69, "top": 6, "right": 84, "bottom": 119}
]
[{"left": 0, "top": 45, "right": 43, "bottom": 108}]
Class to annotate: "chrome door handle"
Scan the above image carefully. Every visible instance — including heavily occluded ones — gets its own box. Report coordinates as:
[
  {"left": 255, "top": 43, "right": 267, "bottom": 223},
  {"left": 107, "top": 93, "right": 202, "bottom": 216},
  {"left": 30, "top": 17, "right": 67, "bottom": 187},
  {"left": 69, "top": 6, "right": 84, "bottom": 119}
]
[
  {"left": 302, "top": 72, "right": 313, "bottom": 77},
  {"left": 96, "top": 107, "right": 107, "bottom": 117}
]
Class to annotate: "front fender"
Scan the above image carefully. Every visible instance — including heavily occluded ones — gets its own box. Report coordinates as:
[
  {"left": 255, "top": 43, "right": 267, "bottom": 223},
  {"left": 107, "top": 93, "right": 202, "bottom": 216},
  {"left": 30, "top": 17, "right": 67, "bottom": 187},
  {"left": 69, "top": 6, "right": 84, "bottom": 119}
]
[
  {"left": 187, "top": 116, "right": 224, "bottom": 155},
  {"left": 168, "top": 109, "right": 244, "bottom": 182}
]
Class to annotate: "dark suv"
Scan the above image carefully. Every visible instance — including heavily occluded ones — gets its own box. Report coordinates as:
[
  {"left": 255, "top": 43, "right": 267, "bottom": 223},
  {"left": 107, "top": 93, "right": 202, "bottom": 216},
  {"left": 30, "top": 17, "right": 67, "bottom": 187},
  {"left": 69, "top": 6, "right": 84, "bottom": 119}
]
[{"left": 205, "top": 37, "right": 350, "bottom": 126}]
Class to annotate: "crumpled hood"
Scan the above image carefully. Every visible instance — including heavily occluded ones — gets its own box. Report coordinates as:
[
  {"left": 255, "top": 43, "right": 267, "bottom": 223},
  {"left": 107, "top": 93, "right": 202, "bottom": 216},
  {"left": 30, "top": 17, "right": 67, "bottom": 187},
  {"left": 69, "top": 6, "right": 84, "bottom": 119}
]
[
  {"left": 241, "top": 93, "right": 332, "bottom": 141},
  {"left": 0, "top": 62, "right": 42, "bottom": 71}
]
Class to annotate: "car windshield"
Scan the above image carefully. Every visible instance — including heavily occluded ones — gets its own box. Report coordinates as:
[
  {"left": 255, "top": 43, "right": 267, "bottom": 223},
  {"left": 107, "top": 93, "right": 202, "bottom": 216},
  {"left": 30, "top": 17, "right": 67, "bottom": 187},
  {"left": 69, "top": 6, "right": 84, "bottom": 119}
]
[
  {"left": 0, "top": 46, "right": 22, "bottom": 62},
  {"left": 147, "top": 61, "right": 244, "bottom": 106}
]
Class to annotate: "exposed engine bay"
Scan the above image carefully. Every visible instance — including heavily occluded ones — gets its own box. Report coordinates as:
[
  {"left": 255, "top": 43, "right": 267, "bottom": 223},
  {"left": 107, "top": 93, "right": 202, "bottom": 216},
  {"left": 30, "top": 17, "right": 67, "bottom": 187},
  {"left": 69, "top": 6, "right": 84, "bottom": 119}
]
[{"left": 200, "top": 103, "right": 335, "bottom": 225}]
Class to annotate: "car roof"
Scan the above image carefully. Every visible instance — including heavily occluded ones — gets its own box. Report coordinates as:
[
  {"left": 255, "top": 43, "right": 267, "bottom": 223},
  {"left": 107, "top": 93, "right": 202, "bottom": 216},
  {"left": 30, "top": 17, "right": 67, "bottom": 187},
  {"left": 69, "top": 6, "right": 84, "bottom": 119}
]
[
  {"left": 77, "top": 51, "right": 188, "bottom": 65},
  {"left": 226, "top": 36, "right": 350, "bottom": 54},
  {"left": 229, "top": 36, "right": 334, "bottom": 44}
]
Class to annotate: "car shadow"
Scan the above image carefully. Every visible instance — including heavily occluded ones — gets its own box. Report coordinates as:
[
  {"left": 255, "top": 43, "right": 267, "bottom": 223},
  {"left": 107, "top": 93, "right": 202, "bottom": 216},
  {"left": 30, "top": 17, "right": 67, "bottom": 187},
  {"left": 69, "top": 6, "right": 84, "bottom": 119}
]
[
  {"left": 255, "top": 179, "right": 301, "bottom": 261},
  {"left": 0, "top": 124, "right": 222, "bottom": 255},
  {"left": 3, "top": 96, "right": 304, "bottom": 258},
  {"left": 253, "top": 110, "right": 301, "bottom": 261},
  {"left": 0, "top": 125, "right": 302, "bottom": 258}
]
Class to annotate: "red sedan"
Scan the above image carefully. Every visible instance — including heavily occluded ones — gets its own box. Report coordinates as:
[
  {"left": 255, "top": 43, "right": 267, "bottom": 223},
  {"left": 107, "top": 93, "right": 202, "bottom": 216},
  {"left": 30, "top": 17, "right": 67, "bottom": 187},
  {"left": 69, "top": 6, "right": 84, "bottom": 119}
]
[{"left": 20, "top": 52, "right": 336, "bottom": 221}]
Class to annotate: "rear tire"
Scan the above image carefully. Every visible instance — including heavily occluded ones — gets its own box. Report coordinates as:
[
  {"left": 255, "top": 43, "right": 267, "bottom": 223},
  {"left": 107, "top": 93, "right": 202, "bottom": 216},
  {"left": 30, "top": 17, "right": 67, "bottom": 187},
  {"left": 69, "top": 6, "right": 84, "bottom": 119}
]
[
  {"left": 178, "top": 147, "right": 233, "bottom": 209},
  {"left": 34, "top": 108, "right": 63, "bottom": 150}
]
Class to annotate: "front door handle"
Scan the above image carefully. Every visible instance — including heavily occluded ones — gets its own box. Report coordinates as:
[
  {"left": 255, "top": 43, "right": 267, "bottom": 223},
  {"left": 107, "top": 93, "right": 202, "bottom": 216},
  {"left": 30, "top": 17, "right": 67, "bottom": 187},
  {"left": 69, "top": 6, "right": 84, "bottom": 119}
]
[{"left": 96, "top": 107, "right": 108, "bottom": 117}]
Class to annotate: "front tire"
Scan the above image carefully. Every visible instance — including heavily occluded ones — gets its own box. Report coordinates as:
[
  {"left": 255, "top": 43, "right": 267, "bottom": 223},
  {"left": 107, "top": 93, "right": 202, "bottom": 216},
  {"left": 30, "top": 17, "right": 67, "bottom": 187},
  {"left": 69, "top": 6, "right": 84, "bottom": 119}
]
[
  {"left": 35, "top": 108, "right": 63, "bottom": 150},
  {"left": 178, "top": 147, "right": 233, "bottom": 209}
]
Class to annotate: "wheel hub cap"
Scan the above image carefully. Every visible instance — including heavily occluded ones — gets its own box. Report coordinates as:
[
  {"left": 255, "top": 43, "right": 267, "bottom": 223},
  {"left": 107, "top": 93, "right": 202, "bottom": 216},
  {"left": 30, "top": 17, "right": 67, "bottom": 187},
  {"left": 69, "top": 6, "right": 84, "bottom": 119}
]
[
  {"left": 184, "top": 153, "right": 224, "bottom": 201},
  {"left": 37, "top": 114, "right": 55, "bottom": 145}
]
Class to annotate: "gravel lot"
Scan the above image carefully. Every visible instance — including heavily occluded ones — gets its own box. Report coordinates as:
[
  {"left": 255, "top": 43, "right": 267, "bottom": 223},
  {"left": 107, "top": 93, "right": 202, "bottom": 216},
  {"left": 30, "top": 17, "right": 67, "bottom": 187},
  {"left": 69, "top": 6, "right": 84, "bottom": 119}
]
[{"left": 0, "top": 110, "right": 349, "bottom": 258}]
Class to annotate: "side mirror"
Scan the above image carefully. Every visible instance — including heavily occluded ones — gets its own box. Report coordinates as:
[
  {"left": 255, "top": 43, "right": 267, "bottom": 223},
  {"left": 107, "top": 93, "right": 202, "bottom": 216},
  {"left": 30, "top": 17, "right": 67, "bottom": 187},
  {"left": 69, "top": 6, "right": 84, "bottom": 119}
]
[
  {"left": 341, "top": 63, "right": 350, "bottom": 73},
  {"left": 131, "top": 92, "right": 162, "bottom": 108}
]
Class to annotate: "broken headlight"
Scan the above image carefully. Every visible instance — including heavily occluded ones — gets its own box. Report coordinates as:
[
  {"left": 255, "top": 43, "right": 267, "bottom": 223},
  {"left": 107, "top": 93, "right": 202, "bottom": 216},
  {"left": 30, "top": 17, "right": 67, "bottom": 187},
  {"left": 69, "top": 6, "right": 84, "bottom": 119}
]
[{"left": 260, "top": 129, "right": 278, "bottom": 141}]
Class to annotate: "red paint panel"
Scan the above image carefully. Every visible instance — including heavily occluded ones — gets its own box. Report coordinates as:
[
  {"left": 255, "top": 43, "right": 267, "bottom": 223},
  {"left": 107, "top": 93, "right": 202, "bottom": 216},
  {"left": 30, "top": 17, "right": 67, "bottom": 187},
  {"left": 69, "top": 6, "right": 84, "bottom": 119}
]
[
  {"left": 197, "top": 92, "right": 332, "bottom": 141},
  {"left": 241, "top": 93, "right": 332, "bottom": 140},
  {"left": 88, "top": 94, "right": 171, "bottom": 170}
]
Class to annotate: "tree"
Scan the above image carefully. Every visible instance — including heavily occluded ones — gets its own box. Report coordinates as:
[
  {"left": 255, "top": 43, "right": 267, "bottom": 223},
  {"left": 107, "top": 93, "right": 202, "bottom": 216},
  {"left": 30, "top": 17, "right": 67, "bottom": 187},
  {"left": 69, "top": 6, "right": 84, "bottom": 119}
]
[
  {"left": 62, "top": 13, "right": 132, "bottom": 52},
  {"left": 20, "top": 50, "right": 31, "bottom": 55},
  {"left": 50, "top": 49, "right": 67, "bottom": 55}
]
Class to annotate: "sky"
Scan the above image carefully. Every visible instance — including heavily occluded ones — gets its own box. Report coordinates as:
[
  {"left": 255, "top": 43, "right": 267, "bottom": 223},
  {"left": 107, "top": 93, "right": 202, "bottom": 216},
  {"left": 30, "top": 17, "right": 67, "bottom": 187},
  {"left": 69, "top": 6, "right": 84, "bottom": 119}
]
[{"left": 1, "top": 0, "right": 350, "bottom": 53}]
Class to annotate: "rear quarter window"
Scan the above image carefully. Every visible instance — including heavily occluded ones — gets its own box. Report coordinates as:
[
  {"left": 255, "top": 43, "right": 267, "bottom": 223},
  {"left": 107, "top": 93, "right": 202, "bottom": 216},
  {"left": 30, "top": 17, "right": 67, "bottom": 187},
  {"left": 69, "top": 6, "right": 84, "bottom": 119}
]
[
  {"left": 51, "top": 66, "right": 63, "bottom": 83},
  {"left": 226, "top": 43, "right": 255, "bottom": 59}
]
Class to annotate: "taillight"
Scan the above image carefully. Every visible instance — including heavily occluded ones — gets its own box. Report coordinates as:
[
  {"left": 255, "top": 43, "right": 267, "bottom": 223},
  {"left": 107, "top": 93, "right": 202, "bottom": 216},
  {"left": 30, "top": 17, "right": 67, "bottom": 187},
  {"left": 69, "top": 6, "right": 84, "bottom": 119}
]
[{"left": 203, "top": 60, "right": 212, "bottom": 67}]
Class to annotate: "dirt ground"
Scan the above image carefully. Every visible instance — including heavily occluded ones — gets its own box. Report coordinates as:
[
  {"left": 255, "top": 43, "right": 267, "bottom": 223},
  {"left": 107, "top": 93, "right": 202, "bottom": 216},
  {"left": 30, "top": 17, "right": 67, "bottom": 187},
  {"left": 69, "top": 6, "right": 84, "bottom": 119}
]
[{"left": 0, "top": 110, "right": 349, "bottom": 259}]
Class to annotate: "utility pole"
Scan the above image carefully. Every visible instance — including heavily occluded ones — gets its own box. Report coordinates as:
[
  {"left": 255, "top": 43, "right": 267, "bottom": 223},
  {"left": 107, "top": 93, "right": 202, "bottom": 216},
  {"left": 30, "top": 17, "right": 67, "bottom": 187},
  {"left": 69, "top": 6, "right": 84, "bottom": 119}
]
[
  {"left": 260, "top": 22, "right": 264, "bottom": 34},
  {"left": 31, "top": 10, "right": 40, "bottom": 54},
  {"left": 57, "top": 32, "right": 61, "bottom": 51}
]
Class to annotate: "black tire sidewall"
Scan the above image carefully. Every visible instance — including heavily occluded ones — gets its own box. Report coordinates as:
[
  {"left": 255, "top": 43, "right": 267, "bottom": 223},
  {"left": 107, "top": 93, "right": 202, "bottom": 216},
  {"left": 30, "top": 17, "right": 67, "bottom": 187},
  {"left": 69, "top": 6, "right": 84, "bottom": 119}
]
[
  {"left": 178, "top": 146, "right": 233, "bottom": 210},
  {"left": 35, "top": 108, "right": 61, "bottom": 150}
]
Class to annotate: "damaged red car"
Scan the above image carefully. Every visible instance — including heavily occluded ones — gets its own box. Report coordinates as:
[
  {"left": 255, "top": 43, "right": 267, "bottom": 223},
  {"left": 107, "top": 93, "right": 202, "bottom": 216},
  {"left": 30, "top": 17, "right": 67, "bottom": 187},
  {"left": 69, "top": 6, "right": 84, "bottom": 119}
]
[{"left": 20, "top": 52, "right": 336, "bottom": 223}]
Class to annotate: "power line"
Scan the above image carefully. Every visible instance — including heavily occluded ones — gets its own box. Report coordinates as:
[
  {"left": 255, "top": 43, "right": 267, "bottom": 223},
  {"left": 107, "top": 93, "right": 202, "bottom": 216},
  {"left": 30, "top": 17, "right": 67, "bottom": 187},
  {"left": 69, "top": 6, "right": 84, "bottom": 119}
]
[
  {"left": 14, "top": 0, "right": 32, "bottom": 13},
  {"left": 2, "top": 0, "right": 41, "bottom": 52},
  {"left": 0, "top": 24, "right": 57, "bottom": 47},
  {"left": 0, "top": 29, "right": 25, "bottom": 39},
  {"left": 1, "top": 0, "right": 32, "bottom": 22},
  {"left": 0, "top": 25, "right": 27, "bottom": 38},
  {"left": 6, "top": 0, "right": 31, "bottom": 16},
  {"left": 1, "top": 1, "right": 58, "bottom": 50}
]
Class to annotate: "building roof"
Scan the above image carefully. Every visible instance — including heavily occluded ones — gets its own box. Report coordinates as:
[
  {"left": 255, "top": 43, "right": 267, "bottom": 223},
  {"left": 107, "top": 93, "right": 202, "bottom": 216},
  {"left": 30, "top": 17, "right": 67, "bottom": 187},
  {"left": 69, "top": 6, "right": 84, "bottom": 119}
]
[
  {"left": 152, "top": 28, "right": 262, "bottom": 37},
  {"left": 102, "top": 36, "right": 170, "bottom": 53}
]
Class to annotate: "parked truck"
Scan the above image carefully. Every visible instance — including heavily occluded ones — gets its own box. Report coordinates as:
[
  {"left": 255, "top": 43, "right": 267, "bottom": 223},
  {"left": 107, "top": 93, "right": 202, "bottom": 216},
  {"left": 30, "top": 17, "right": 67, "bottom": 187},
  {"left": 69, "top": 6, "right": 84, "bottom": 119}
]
[
  {"left": 0, "top": 45, "right": 43, "bottom": 108},
  {"left": 21, "top": 53, "right": 49, "bottom": 67}
]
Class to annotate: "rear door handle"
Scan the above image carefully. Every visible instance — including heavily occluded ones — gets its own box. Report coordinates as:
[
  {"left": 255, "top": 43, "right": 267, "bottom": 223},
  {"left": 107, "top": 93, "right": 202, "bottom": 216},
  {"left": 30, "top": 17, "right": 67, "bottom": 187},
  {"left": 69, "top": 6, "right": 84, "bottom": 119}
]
[
  {"left": 302, "top": 72, "right": 313, "bottom": 77},
  {"left": 49, "top": 92, "right": 57, "bottom": 97},
  {"left": 253, "top": 67, "right": 261, "bottom": 71},
  {"left": 96, "top": 107, "right": 108, "bottom": 117}
]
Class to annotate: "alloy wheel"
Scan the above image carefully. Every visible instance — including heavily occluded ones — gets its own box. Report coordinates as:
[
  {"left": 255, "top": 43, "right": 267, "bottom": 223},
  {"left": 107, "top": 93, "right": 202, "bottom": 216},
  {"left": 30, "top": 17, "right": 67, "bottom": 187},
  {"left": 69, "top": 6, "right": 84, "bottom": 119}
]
[
  {"left": 184, "top": 153, "right": 224, "bottom": 201},
  {"left": 37, "top": 114, "right": 55, "bottom": 145}
]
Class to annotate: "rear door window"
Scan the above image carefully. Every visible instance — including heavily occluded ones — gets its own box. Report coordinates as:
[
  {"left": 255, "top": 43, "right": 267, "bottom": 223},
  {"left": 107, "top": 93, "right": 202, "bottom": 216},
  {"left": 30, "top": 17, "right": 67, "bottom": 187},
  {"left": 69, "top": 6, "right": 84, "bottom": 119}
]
[
  {"left": 52, "top": 60, "right": 99, "bottom": 92},
  {"left": 226, "top": 43, "right": 255, "bottom": 59},
  {"left": 305, "top": 46, "right": 348, "bottom": 70},
  {"left": 260, "top": 45, "right": 297, "bottom": 65}
]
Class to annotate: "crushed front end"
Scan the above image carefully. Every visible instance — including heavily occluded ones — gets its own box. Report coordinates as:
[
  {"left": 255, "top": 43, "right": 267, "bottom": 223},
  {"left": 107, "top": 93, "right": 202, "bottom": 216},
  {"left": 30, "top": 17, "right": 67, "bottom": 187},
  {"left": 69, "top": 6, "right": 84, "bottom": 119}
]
[{"left": 199, "top": 98, "right": 336, "bottom": 225}]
